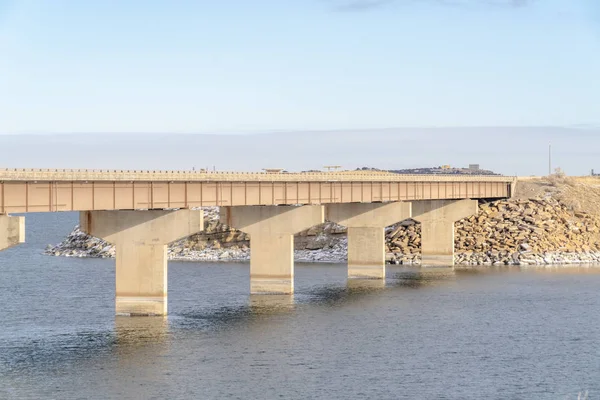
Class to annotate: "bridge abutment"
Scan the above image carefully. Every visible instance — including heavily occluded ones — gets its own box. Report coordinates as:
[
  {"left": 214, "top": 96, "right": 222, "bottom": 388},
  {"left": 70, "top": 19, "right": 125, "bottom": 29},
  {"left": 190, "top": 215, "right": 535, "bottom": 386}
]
[
  {"left": 220, "top": 205, "right": 324, "bottom": 294},
  {"left": 413, "top": 199, "right": 478, "bottom": 267},
  {"left": 326, "top": 202, "right": 411, "bottom": 279},
  {"left": 0, "top": 214, "right": 25, "bottom": 251},
  {"left": 80, "top": 209, "right": 203, "bottom": 316}
]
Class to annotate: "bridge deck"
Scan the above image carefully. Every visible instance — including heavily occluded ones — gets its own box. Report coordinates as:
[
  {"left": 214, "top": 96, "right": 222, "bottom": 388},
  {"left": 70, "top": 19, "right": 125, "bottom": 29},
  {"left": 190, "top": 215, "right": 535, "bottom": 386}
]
[{"left": 0, "top": 169, "right": 515, "bottom": 213}]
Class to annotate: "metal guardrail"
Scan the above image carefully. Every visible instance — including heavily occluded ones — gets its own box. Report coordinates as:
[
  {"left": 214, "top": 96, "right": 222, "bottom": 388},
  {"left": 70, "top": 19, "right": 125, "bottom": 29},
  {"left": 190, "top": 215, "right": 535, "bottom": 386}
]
[{"left": 0, "top": 168, "right": 516, "bottom": 183}]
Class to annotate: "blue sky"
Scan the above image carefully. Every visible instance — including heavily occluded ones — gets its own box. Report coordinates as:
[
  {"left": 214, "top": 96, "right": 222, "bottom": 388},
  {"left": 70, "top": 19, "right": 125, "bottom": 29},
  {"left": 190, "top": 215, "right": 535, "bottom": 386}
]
[{"left": 1, "top": 0, "right": 599, "bottom": 133}]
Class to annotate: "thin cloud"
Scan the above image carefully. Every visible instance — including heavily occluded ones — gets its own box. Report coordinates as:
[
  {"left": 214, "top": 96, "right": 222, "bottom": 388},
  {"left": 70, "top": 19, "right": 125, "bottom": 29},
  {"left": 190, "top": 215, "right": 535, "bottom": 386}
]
[
  {"left": 330, "top": 0, "right": 537, "bottom": 12},
  {"left": 335, "top": 0, "right": 394, "bottom": 11}
]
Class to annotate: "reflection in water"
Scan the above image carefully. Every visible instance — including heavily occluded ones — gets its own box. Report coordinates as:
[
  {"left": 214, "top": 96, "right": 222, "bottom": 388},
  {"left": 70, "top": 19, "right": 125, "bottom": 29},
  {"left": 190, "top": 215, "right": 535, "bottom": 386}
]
[
  {"left": 455, "top": 265, "right": 600, "bottom": 276},
  {"left": 417, "top": 267, "right": 456, "bottom": 282},
  {"left": 114, "top": 316, "right": 170, "bottom": 346},
  {"left": 346, "top": 278, "right": 386, "bottom": 291},
  {"left": 304, "top": 279, "right": 386, "bottom": 308},
  {"left": 388, "top": 267, "right": 456, "bottom": 288},
  {"left": 516, "top": 266, "right": 600, "bottom": 275},
  {"left": 249, "top": 294, "right": 295, "bottom": 314},
  {"left": 113, "top": 317, "right": 171, "bottom": 399}
]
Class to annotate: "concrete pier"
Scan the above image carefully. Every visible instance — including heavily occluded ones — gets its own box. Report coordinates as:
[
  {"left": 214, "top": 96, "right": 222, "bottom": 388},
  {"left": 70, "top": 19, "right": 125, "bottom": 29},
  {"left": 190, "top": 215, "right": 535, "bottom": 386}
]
[
  {"left": 413, "top": 199, "right": 478, "bottom": 267},
  {"left": 220, "top": 205, "right": 324, "bottom": 294},
  {"left": 80, "top": 209, "right": 203, "bottom": 316},
  {"left": 326, "top": 202, "right": 411, "bottom": 278},
  {"left": 0, "top": 214, "right": 25, "bottom": 251}
]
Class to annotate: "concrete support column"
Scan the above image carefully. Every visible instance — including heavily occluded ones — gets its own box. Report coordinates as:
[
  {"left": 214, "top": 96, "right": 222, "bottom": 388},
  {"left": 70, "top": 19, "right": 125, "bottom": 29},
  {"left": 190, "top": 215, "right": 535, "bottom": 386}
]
[
  {"left": 220, "top": 205, "right": 324, "bottom": 294},
  {"left": 347, "top": 227, "right": 385, "bottom": 278},
  {"left": 326, "top": 202, "right": 411, "bottom": 279},
  {"left": 80, "top": 209, "right": 203, "bottom": 316},
  {"left": 413, "top": 199, "right": 478, "bottom": 267},
  {"left": 0, "top": 214, "right": 25, "bottom": 251}
]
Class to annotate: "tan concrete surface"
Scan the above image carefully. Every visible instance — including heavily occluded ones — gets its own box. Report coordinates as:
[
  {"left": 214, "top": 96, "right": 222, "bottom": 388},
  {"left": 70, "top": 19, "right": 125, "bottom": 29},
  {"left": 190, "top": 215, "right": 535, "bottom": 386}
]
[
  {"left": 0, "top": 169, "right": 513, "bottom": 213},
  {"left": 80, "top": 209, "right": 203, "bottom": 315},
  {"left": 326, "top": 202, "right": 411, "bottom": 278},
  {"left": 0, "top": 168, "right": 517, "bottom": 183},
  {"left": 220, "top": 205, "right": 324, "bottom": 294},
  {"left": 0, "top": 214, "right": 25, "bottom": 251},
  {"left": 346, "top": 227, "right": 386, "bottom": 278},
  {"left": 325, "top": 202, "right": 411, "bottom": 228},
  {"left": 413, "top": 199, "right": 478, "bottom": 267}
]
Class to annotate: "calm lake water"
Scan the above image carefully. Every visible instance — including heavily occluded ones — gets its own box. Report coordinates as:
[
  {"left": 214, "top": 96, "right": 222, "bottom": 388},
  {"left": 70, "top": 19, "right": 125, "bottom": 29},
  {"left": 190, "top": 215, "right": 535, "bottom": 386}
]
[{"left": 1, "top": 212, "right": 599, "bottom": 399}]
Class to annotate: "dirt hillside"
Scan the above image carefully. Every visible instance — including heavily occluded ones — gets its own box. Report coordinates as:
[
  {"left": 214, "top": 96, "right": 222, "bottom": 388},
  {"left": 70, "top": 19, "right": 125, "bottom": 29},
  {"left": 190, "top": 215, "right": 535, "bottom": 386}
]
[{"left": 515, "top": 176, "right": 600, "bottom": 215}]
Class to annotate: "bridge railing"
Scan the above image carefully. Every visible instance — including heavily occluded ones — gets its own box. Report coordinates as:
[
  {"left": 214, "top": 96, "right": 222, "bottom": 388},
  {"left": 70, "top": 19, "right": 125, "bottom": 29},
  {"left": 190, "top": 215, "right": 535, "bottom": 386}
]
[{"left": 0, "top": 168, "right": 516, "bottom": 183}]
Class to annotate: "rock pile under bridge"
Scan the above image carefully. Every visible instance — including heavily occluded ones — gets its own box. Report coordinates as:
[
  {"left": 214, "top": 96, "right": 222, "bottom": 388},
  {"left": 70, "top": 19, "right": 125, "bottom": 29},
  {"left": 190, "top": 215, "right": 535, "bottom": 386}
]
[
  {"left": 46, "top": 197, "right": 600, "bottom": 266},
  {"left": 387, "top": 197, "right": 600, "bottom": 265}
]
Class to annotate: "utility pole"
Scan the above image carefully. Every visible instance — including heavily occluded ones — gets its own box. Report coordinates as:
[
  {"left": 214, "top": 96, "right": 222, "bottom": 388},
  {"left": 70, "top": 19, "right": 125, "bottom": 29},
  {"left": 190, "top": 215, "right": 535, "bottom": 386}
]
[{"left": 548, "top": 143, "right": 552, "bottom": 176}]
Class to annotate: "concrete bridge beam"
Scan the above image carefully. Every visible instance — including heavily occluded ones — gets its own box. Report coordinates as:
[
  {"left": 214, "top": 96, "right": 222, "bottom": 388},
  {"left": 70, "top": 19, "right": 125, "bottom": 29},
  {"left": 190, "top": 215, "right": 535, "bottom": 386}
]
[
  {"left": 80, "top": 209, "right": 203, "bottom": 316},
  {"left": 0, "top": 214, "right": 25, "bottom": 251},
  {"left": 220, "top": 205, "right": 324, "bottom": 294},
  {"left": 413, "top": 199, "right": 478, "bottom": 267},
  {"left": 326, "top": 202, "right": 411, "bottom": 279}
]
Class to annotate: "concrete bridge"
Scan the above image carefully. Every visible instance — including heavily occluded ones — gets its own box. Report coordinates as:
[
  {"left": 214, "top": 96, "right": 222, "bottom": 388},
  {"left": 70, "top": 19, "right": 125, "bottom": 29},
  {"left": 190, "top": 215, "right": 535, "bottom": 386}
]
[{"left": 0, "top": 168, "right": 515, "bottom": 316}]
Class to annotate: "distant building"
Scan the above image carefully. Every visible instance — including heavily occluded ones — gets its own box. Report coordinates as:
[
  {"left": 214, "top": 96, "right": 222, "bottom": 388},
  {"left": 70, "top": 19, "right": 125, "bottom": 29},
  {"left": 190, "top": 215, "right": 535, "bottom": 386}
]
[{"left": 389, "top": 165, "right": 499, "bottom": 176}]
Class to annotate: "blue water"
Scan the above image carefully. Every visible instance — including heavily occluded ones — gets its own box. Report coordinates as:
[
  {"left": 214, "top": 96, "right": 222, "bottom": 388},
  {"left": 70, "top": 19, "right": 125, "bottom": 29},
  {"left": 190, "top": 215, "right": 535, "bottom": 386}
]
[{"left": 1, "top": 212, "right": 599, "bottom": 399}]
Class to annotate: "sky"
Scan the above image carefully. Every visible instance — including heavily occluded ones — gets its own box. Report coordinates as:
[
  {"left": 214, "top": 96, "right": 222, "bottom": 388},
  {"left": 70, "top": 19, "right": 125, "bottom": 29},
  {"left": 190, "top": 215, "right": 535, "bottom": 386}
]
[
  {"left": 1, "top": 0, "right": 599, "bottom": 134},
  {"left": 1, "top": 128, "right": 598, "bottom": 176}
]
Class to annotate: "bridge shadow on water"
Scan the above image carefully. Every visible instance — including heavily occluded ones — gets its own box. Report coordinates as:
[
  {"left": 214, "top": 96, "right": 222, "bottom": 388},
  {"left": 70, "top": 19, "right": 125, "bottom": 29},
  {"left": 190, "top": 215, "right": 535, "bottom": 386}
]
[
  {"left": 172, "top": 276, "right": 415, "bottom": 331},
  {"left": 388, "top": 266, "right": 458, "bottom": 288},
  {"left": 301, "top": 267, "right": 458, "bottom": 307},
  {"left": 172, "top": 267, "right": 466, "bottom": 331},
  {"left": 0, "top": 267, "right": 472, "bottom": 376},
  {"left": 0, "top": 317, "right": 172, "bottom": 375}
]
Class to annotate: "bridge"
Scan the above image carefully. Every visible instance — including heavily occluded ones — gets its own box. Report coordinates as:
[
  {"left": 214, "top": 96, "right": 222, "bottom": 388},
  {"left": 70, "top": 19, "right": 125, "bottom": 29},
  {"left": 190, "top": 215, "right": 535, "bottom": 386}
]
[{"left": 0, "top": 168, "right": 515, "bottom": 316}]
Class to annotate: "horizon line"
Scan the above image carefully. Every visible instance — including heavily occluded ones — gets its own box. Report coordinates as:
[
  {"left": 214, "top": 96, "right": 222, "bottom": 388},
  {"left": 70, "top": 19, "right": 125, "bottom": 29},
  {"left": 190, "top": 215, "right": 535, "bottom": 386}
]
[{"left": 1, "top": 124, "right": 599, "bottom": 136}]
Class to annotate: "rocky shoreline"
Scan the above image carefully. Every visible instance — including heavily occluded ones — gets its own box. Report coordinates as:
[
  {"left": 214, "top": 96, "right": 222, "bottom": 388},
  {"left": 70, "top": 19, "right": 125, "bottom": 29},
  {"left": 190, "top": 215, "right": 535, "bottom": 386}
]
[
  {"left": 46, "top": 207, "right": 350, "bottom": 263},
  {"left": 46, "top": 193, "right": 600, "bottom": 266},
  {"left": 46, "top": 226, "right": 349, "bottom": 263}
]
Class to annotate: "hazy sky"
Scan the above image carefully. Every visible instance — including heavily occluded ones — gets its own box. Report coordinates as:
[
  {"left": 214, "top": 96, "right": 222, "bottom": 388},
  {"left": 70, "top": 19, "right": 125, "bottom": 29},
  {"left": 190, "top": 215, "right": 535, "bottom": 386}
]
[
  {"left": 1, "top": 0, "right": 599, "bottom": 134},
  {"left": 1, "top": 128, "right": 598, "bottom": 176}
]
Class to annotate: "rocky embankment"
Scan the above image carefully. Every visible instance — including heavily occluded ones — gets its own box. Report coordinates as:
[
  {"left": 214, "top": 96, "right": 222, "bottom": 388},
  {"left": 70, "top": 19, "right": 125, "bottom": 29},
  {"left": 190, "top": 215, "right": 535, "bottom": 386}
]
[
  {"left": 46, "top": 180, "right": 600, "bottom": 266},
  {"left": 387, "top": 197, "right": 600, "bottom": 265},
  {"left": 46, "top": 207, "right": 349, "bottom": 263}
]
